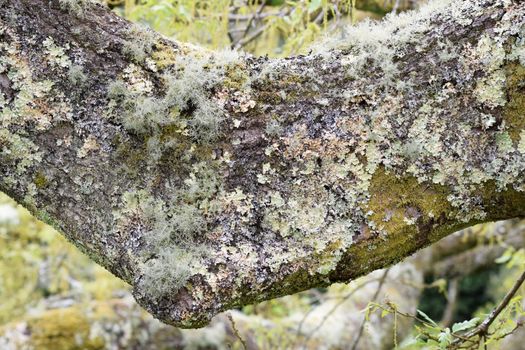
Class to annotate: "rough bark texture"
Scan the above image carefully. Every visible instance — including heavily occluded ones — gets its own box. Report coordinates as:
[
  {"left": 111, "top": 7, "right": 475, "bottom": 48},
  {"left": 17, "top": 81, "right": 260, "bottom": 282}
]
[{"left": 1, "top": 0, "right": 525, "bottom": 328}]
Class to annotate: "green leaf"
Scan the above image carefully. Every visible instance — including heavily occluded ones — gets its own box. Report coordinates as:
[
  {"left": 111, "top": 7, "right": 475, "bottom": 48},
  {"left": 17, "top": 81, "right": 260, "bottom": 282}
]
[
  {"left": 452, "top": 317, "right": 479, "bottom": 333},
  {"left": 438, "top": 328, "right": 452, "bottom": 348},
  {"left": 495, "top": 247, "right": 514, "bottom": 264},
  {"left": 417, "top": 309, "right": 438, "bottom": 327}
]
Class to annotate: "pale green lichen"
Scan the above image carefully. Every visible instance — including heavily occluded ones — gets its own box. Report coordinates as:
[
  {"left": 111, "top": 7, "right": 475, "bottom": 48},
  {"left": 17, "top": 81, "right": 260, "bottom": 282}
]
[
  {"left": 0, "top": 30, "right": 50, "bottom": 194},
  {"left": 518, "top": 130, "right": 525, "bottom": 154},
  {"left": 122, "top": 25, "right": 156, "bottom": 64},
  {"left": 68, "top": 65, "right": 87, "bottom": 85},
  {"left": 58, "top": 0, "right": 94, "bottom": 17},
  {"left": 76, "top": 135, "right": 100, "bottom": 158},
  {"left": 0, "top": 130, "right": 42, "bottom": 177},
  {"left": 42, "top": 37, "right": 72, "bottom": 69},
  {"left": 107, "top": 48, "right": 241, "bottom": 145},
  {"left": 472, "top": 35, "right": 507, "bottom": 108},
  {"left": 265, "top": 118, "right": 283, "bottom": 136}
]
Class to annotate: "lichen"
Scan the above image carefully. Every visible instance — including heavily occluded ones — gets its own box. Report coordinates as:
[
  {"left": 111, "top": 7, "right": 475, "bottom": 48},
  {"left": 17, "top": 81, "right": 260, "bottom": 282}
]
[
  {"left": 114, "top": 159, "right": 224, "bottom": 298},
  {"left": 122, "top": 25, "right": 156, "bottom": 64},
  {"left": 68, "top": 64, "right": 87, "bottom": 85},
  {"left": 472, "top": 35, "right": 507, "bottom": 108},
  {"left": 58, "top": 0, "right": 94, "bottom": 17},
  {"left": 42, "top": 37, "right": 72, "bottom": 69}
]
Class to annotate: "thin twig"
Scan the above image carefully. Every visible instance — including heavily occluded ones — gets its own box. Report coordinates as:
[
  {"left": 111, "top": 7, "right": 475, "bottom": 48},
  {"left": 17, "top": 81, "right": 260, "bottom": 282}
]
[
  {"left": 295, "top": 276, "right": 383, "bottom": 349},
  {"left": 227, "top": 313, "right": 248, "bottom": 350},
  {"left": 241, "top": 1, "right": 266, "bottom": 42},
  {"left": 351, "top": 269, "right": 390, "bottom": 350},
  {"left": 233, "top": 7, "right": 291, "bottom": 50},
  {"left": 392, "top": 0, "right": 401, "bottom": 14},
  {"left": 450, "top": 268, "right": 525, "bottom": 348},
  {"left": 441, "top": 278, "right": 459, "bottom": 327}
]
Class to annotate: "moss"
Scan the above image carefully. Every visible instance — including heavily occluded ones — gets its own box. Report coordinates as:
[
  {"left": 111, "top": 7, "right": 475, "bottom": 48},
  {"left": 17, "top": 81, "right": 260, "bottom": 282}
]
[
  {"left": 223, "top": 63, "right": 250, "bottom": 90},
  {"left": 27, "top": 308, "right": 104, "bottom": 350},
  {"left": 479, "top": 181, "right": 525, "bottom": 221},
  {"left": 34, "top": 172, "right": 48, "bottom": 189},
  {"left": 504, "top": 62, "right": 525, "bottom": 142},
  {"left": 151, "top": 43, "right": 178, "bottom": 70},
  {"left": 366, "top": 167, "right": 453, "bottom": 235}
]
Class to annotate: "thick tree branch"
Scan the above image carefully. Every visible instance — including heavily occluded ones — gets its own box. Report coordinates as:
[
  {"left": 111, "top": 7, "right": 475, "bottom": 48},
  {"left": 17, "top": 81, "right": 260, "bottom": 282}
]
[{"left": 1, "top": 0, "right": 525, "bottom": 328}]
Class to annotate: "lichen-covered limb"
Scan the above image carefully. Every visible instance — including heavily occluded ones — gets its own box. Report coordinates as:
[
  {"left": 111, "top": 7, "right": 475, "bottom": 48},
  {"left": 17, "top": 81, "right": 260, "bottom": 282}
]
[{"left": 1, "top": 0, "right": 525, "bottom": 328}]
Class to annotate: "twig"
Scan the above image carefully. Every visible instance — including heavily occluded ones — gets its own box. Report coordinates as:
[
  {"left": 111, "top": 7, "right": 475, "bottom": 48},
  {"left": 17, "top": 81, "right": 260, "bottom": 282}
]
[
  {"left": 295, "top": 276, "right": 384, "bottom": 348},
  {"left": 233, "top": 7, "right": 292, "bottom": 50},
  {"left": 392, "top": 0, "right": 401, "bottom": 14},
  {"left": 351, "top": 269, "right": 390, "bottom": 350},
  {"left": 227, "top": 313, "right": 247, "bottom": 350},
  {"left": 441, "top": 278, "right": 459, "bottom": 327},
  {"left": 450, "top": 268, "right": 525, "bottom": 348},
  {"left": 241, "top": 1, "right": 266, "bottom": 42},
  {"left": 228, "top": 12, "right": 276, "bottom": 21}
]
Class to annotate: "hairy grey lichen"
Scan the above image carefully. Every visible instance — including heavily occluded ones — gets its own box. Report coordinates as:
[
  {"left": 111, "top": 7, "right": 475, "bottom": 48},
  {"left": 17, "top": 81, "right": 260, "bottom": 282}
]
[
  {"left": 58, "top": 0, "right": 95, "bottom": 17},
  {"left": 113, "top": 156, "right": 225, "bottom": 298},
  {"left": 107, "top": 48, "right": 241, "bottom": 144},
  {"left": 141, "top": 246, "right": 194, "bottom": 296},
  {"left": 122, "top": 25, "right": 157, "bottom": 64},
  {"left": 68, "top": 64, "right": 87, "bottom": 85},
  {"left": 163, "top": 50, "right": 241, "bottom": 142}
]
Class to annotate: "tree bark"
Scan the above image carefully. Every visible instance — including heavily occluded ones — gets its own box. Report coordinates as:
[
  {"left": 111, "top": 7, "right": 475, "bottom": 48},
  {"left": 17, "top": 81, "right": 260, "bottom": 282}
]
[{"left": 1, "top": 0, "right": 525, "bottom": 328}]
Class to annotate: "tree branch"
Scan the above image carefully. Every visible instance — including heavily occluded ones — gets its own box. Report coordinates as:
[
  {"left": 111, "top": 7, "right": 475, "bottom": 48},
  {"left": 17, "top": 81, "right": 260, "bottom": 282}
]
[{"left": 1, "top": 0, "right": 525, "bottom": 328}]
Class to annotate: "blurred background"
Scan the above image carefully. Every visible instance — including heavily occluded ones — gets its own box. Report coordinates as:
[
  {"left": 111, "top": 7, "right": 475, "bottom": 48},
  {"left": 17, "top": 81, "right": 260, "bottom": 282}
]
[{"left": 2, "top": 0, "right": 525, "bottom": 349}]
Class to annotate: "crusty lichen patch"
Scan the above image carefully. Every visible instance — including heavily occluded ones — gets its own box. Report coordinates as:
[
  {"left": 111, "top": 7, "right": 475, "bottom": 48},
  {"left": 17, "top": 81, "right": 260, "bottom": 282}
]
[{"left": 472, "top": 35, "right": 507, "bottom": 108}]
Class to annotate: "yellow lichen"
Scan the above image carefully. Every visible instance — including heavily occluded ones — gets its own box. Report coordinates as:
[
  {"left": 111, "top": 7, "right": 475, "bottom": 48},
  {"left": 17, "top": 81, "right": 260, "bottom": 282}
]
[{"left": 151, "top": 43, "right": 178, "bottom": 70}]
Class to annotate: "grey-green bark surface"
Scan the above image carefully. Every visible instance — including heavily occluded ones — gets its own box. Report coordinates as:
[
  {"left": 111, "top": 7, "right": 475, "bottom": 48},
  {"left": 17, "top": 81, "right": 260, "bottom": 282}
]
[{"left": 1, "top": 0, "right": 525, "bottom": 328}]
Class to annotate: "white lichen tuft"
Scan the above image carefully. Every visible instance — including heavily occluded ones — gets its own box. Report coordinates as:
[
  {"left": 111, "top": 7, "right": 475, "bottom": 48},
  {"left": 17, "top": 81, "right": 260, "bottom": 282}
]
[
  {"left": 122, "top": 25, "right": 156, "bottom": 63},
  {"left": 68, "top": 64, "right": 87, "bottom": 85},
  {"left": 58, "top": 0, "right": 105, "bottom": 17}
]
